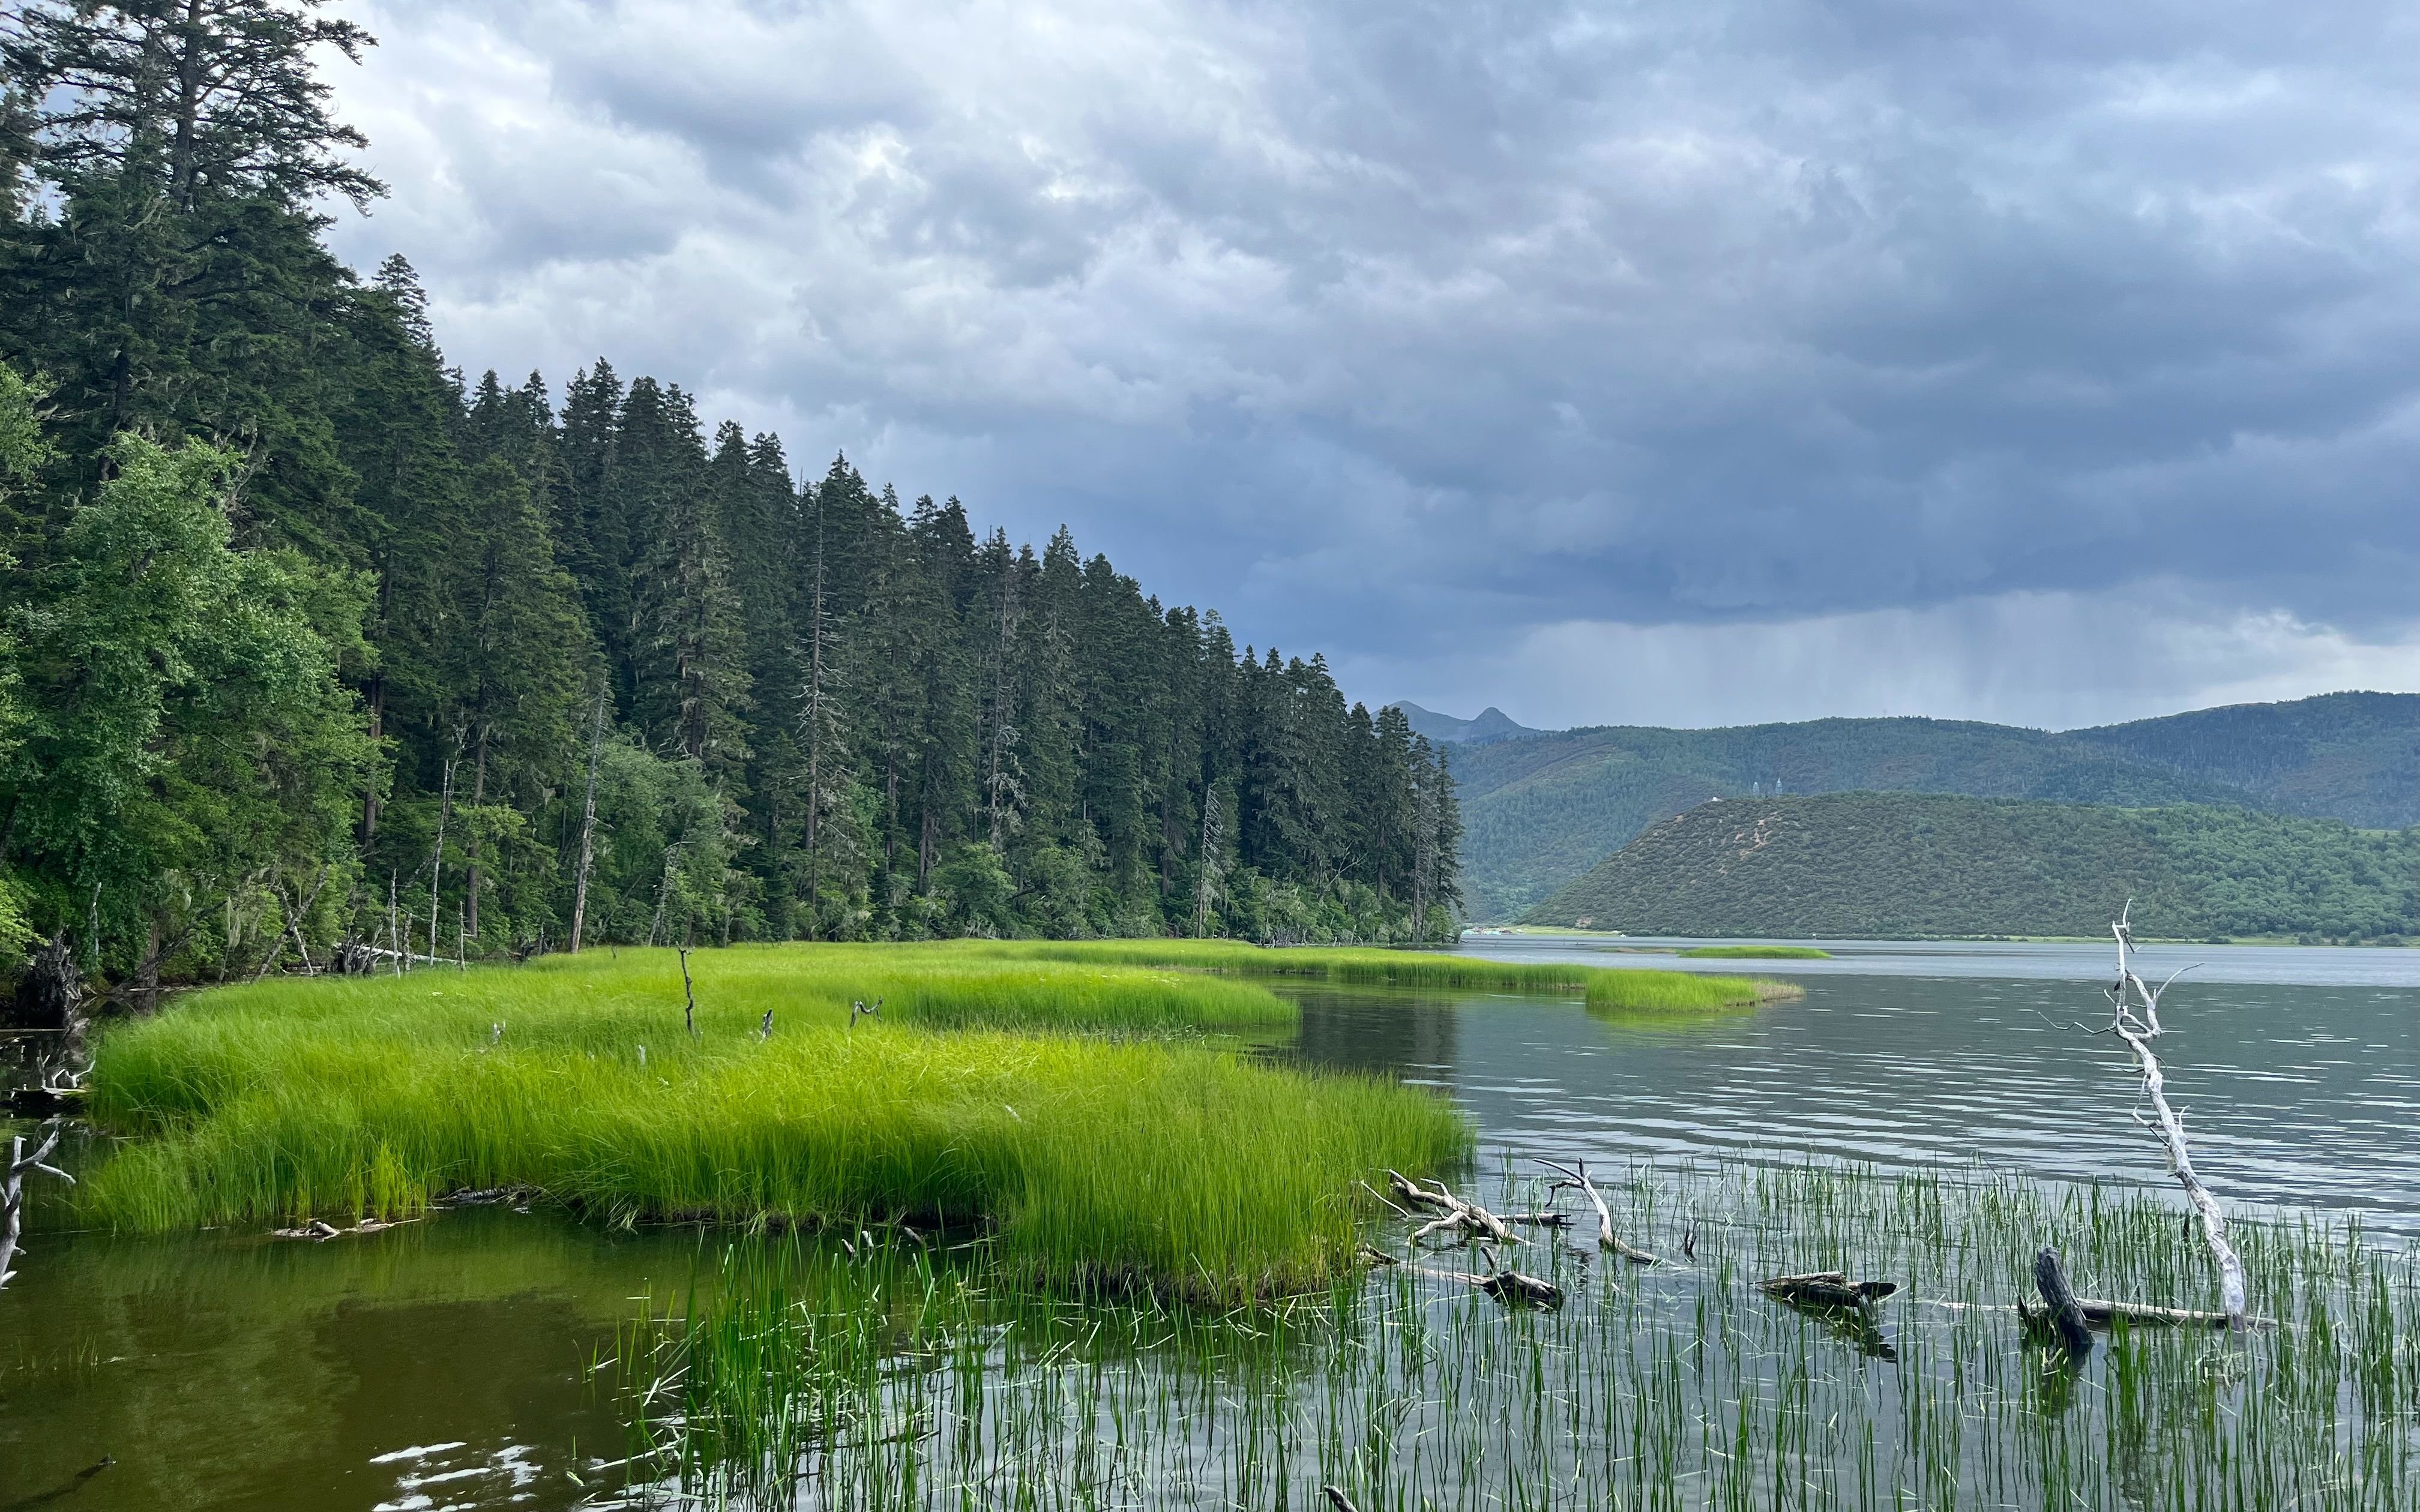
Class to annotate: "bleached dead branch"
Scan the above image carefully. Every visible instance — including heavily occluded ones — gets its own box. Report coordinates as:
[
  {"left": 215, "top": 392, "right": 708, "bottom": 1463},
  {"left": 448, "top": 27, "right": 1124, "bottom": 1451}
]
[
  {"left": 1537, "top": 1157, "right": 1658, "bottom": 1264},
  {"left": 2101, "top": 902, "right": 2248, "bottom": 1328},
  {"left": 1, "top": 1123, "right": 76, "bottom": 1291}
]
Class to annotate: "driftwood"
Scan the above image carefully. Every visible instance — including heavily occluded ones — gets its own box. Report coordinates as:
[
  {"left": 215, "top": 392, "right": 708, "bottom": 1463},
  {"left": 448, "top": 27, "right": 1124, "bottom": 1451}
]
[
  {"left": 1474, "top": 1267, "right": 1564, "bottom": 1307},
  {"left": 1457, "top": 1246, "right": 1563, "bottom": 1307},
  {"left": 1, "top": 1123, "right": 77, "bottom": 1290},
  {"left": 2020, "top": 1294, "right": 2247, "bottom": 1333},
  {"left": 2030, "top": 1246, "right": 2093, "bottom": 1355},
  {"left": 2101, "top": 904, "right": 2248, "bottom": 1327},
  {"left": 271, "top": 1216, "right": 420, "bottom": 1242},
  {"left": 1537, "top": 1157, "right": 1657, "bottom": 1264},
  {"left": 1500, "top": 1210, "right": 1574, "bottom": 1228},
  {"left": 1387, "top": 1169, "right": 1517, "bottom": 1246},
  {"left": 1762, "top": 1270, "right": 1899, "bottom": 1310},
  {"left": 435, "top": 1184, "right": 539, "bottom": 1209}
]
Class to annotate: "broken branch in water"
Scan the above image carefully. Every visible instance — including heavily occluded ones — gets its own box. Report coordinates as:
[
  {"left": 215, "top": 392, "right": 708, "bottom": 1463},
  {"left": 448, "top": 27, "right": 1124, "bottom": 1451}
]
[
  {"left": 2099, "top": 902, "right": 2248, "bottom": 1328},
  {"left": 1388, "top": 1169, "right": 1517, "bottom": 1246},
  {"left": 1, "top": 1122, "right": 77, "bottom": 1291},
  {"left": 1537, "top": 1156, "right": 1658, "bottom": 1264},
  {"left": 1762, "top": 1270, "right": 1900, "bottom": 1310},
  {"left": 271, "top": 1216, "right": 421, "bottom": 1242},
  {"left": 1458, "top": 1244, "right": 1564, "bottom": 1307}
]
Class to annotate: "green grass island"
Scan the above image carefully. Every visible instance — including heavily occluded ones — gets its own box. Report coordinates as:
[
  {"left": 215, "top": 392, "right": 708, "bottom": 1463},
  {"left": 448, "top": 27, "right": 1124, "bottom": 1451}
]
[{"left": 63, "top": 941, "right": 1798, "bottom": 1304}]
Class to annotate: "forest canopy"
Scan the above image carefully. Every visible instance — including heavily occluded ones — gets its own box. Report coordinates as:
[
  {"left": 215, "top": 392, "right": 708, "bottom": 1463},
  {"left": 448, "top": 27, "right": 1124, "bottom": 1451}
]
[{"left": 0, "top": 1, "right": 1461, "bottom": 988}]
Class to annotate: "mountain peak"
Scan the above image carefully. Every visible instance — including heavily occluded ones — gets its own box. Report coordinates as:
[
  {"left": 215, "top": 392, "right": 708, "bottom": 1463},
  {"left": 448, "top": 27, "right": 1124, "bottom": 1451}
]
[{"left": 1391, "top": 701, "right": 1541, "bottom": 745}]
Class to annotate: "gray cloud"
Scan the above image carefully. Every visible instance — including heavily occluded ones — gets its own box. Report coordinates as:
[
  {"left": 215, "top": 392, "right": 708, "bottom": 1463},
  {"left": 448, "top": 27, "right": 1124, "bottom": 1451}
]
[{"left": 325, "top": 0, "right": 2420, "bottom": 727}]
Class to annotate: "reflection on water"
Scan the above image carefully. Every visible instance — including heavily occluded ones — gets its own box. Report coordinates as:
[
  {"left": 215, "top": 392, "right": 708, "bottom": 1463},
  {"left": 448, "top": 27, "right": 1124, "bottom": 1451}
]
[{"left": 0, "top": 1211, "right": 708, "bottom": 1511}]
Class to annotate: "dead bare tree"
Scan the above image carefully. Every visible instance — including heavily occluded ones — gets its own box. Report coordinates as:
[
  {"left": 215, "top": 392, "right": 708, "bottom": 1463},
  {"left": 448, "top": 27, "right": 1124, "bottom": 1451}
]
[
  {"left": 1, "top": 1123, "right": 76, "bottom": 1291},
  {"left": 2063, "top": 903, "right": 2248, "bottom": 1328},
  {"left": 1537, "top": 1157, "right": 1658, "bottom": 1264},
  {"left": 568, "top": 688, "right": 608, "bottom": 953}
]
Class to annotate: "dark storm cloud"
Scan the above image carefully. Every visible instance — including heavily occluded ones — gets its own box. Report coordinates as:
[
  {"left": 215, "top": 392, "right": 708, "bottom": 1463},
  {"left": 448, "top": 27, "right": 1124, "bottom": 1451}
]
[{"left": 326, "top": 0, "right": 2420, "bottom": 727}]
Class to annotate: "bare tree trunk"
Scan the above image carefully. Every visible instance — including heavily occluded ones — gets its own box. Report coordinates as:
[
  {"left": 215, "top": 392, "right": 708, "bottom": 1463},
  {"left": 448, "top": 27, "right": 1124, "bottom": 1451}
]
[
  {"left": 428, "top": 751, "right": 459, "bottom": 963},
  {"left": 569, "top": 692, "right": 607, "bottom": 953},
  {"left": 1, "top": 1126, "right": 76, "bottom": 1291},
  {"left": 2101, "top": 906, "right": 2248, "bottom": 1327},
  {"left": 466, "top": 723, "right": 490, "bottom": 940}
]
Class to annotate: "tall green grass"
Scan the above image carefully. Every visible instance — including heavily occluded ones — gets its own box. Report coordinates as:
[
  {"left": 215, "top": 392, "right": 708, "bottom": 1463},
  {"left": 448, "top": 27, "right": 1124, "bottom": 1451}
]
[
  {"left": 1585, "top": 970, "right": 1802, "bottom": 1013},
  {"left": 71, "top": 946, "right": 1467, "bottom": 1301}
]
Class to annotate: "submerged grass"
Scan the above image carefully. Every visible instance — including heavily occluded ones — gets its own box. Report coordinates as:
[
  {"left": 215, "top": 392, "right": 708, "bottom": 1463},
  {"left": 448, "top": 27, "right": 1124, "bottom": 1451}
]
[
  {"left": 69, "top": 945, "right": 1468, "bottom": 1301},
  {"left": 1678, "top": 944, "right": 1834, "bottom": 959},
  {"left": 616, "top": 1157, "right": 2420, "bottom": 1510}
]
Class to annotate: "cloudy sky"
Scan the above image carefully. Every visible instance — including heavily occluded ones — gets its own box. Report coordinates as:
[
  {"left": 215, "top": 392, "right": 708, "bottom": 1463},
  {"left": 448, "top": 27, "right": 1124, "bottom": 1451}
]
[{"left": 321, "top": 0, "right": 2420, "bottom": 732}]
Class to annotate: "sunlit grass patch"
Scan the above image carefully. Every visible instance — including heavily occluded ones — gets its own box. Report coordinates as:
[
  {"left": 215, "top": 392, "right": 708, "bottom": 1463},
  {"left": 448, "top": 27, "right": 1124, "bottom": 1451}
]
[
  {"left": 1678, "top": 944, "right": 1833, "bottom": 959},
  {"left": 70, "top": 945, "right": 1468, "bottom": 1302},
  {"left": 1584, "top": 969, "right": 1801, "bottom": 1015}
]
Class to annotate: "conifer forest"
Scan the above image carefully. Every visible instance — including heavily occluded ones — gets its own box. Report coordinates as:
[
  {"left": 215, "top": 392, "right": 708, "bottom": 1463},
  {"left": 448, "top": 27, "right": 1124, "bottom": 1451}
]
[{"left": 0, "top": 3, "right": 1463, "bottom": 988}]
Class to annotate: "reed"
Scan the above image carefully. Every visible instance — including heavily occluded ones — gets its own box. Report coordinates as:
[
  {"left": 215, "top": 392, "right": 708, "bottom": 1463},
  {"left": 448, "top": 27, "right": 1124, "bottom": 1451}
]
[
  {"left": 69, "top": 946, "right": 1468, "bottom": 1301},
  {"left": 615, "top": 1156, "right": 2420, "bottom": 1510}
]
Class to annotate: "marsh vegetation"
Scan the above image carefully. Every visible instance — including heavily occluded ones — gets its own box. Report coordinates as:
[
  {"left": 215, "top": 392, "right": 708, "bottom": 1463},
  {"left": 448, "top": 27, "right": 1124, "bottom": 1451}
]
[
  {"left": 613, "top": 1159, "right": 2420, "bottom": 1509},
  {"left": 55, "top": 944, "right": 1777, "bottom": 1301}
]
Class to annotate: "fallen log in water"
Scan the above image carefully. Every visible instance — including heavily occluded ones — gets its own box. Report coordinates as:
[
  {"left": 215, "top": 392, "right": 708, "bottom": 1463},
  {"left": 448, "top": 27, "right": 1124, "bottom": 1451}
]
[
  {"left": 271, "top": 1216, "right": 420, "bottom": 1242},
  {"left": 1537, "top": 1157, "right": 1657, "bottom": 1264},
  {"left": 1474, "top": 1267, "right": 1564, "bottom": 1307},
  {"left": 1388, "top": 1169, "right": 1517, "bottom": 1246},
  {"left": 1762, "top": 1270, "right": 1900, "bottom": 1309},
  {"left": 2019, "top": 1296, "right": 2247, "bottom": 1331}
]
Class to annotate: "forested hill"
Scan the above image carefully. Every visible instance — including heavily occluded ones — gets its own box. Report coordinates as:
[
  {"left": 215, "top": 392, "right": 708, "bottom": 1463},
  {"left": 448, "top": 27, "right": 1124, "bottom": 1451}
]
[
  {"left": 0, "top": 6, "right": 1460, "bottom": 986},
  {"left": 1522, "top": 793, "right": 2420, "bottom": 942},
  {"left": 1452, "top": 697, "right": 2420, "bottom": 919}
]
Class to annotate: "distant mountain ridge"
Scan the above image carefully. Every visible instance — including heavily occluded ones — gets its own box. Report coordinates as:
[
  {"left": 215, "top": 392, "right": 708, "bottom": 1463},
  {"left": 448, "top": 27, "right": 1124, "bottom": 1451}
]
[
  {"left": 1445, "top": 692, "right": 2420, "bottom": 920},
  {"left": 1389, "top": 702, "right": 1541, "bottom": 745},
  {"left": 1520, "top": 791, "right": 2420, "bottom": 941}
]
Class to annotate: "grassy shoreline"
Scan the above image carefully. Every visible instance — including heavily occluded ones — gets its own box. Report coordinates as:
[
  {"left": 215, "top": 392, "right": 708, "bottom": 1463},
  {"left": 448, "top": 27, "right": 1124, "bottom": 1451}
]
[
  {"left": 62, "top": 942, "right": 1795, "bottom": 1298},
  {"left": 70, "top": 947, "right": 1469, "bottom": 1301}
]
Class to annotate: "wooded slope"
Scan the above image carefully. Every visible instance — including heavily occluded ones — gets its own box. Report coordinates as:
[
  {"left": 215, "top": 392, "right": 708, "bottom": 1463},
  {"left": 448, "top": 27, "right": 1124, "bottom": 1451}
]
[
  {"left": 1455, "top": 696, "right": 2420, "bottom": 920},
  {"left": 1520, "top": 793, "right": 2420, "bottom": 941}
]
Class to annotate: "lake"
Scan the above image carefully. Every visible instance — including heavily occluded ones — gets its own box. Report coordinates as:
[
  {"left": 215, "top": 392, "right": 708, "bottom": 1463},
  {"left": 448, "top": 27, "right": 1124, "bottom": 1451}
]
[{"left": 3, "top": 938, "right": 2413, "bottom": 1508}]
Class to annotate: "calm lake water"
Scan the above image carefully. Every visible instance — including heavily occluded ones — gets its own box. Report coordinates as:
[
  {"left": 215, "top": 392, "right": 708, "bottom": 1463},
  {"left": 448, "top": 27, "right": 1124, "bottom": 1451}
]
[{"left": 3, "top": 938, "right": 2413, "bottom": 1508}]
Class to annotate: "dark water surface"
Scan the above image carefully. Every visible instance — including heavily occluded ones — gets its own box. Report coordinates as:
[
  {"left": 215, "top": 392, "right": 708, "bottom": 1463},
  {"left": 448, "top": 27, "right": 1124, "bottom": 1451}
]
[
  {"left": 0, "top": 1211, "right": 702, "bottom": 1511},
  {"left": 3, "top": 939, "right": 2413, "bottom": 1508}
]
